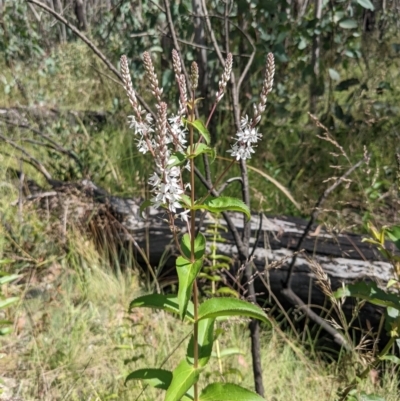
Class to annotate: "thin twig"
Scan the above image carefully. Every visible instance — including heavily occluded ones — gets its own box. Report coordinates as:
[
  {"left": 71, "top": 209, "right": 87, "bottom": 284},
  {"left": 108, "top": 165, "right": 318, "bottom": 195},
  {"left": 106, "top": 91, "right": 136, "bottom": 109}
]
[
  {"left": 26, "top": 0, "right": 154, "bottom": 118},
  {"left": 158, "top": 28, "right": 251, "bottom": 57},
  {"left": 200, "top": 0, "right": 224, "bottom": 65},
  {"left": 281, "top": 287, "right": 352, "bottom": 351},
  {"left": 284, "top": 156, "right": 367, "bottom": 288},
  {"left": 1, "top": 118, "right": 82, "bottom": 169},
  {"left": 0, "top": 131, "right": 52, "bottom": 180},
  {"left": 217, "top": 176, "right": 242, "bottom": 196}
]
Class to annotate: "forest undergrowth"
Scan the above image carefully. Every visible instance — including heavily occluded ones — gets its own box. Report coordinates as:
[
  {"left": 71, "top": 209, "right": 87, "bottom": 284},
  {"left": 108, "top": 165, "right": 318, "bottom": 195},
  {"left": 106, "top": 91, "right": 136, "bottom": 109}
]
[{"left": 1, "top": 22, "right": 400, "bottom": 400}]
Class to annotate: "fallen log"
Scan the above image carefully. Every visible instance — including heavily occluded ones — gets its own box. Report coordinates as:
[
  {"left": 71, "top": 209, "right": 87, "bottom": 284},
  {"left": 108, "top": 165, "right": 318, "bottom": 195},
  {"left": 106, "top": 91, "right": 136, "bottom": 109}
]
[{"left": 17, "top": 176, "right": 396, "bottom": 342}]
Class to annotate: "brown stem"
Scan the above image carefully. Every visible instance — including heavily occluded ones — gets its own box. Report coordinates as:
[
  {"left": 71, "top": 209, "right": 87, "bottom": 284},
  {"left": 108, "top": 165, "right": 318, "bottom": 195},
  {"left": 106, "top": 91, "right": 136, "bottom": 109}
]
[{"left": 189, "top": 96, "right": 199, "bottom": 400}]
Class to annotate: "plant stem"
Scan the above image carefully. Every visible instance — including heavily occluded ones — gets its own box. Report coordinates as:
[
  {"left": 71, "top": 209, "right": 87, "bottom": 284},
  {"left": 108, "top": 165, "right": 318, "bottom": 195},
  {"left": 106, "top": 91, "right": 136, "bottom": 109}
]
[
  {"left": 193, "top": 281, "right": 199, "bottom": 400},
  {"left": 189, "top": 96, "right": 199, "bottom": 401}
]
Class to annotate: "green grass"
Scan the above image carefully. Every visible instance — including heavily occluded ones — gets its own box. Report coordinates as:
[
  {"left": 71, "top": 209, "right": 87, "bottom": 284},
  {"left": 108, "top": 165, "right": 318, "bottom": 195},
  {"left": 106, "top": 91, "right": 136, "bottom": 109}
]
[
  {"left": 1, "top": 246, "right": 399, "bottom": 400},
  {"left": 0, "top": 173, "right": 397, "bottom": 400}
]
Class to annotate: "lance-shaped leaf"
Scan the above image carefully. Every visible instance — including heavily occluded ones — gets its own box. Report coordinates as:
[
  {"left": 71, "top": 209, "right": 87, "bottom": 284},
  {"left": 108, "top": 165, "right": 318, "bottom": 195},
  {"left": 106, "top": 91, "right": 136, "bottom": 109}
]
[
  {"left": 334, "top": 282, "right": 400, "bottom": 310},
  {"left": 200, "top": 383, "right": 266, "bottom": 401},
  {"left": 129, "top": 294, "right": 194, "bottom": 322},
  {"left": 168, "top": 151, "right": 187, "bottom": 167},
  {"left": 195, "top": 197, "right": 251, "bottom": 220},
  {"left": 188, "top": 144, "right": 215, "bottom": 161},
  {"left": 177, "top": 256, "right": 203, "bottom": 320},
  {"left": 187, "top": 318, "right": 215, "bottom": 367},
  {"left": 165, "top": 359, "right": 200, "bottom": 401},
  {"left": 0, "top": 297, "right": 19, "bottom": 309},
  {"left": 197, "top": 298, "right": 270, "bottom": 326},
  {"left": 211, "top": 347, "right": 244, "bottom": 358},
  {"left": 125, "top": 368, "right": 172, "bottom": 389},
  {"left": 184, "top": 118, "right": 210, "bottom": 144},
  {"left": 181, "top": 233, "right": 206, "bottom": 261},
  {"left": 386, "top": 225, "right": 400, "bottom": 251},
  {"left": 0, "top": 274, "right": 20, "bottom": 285}
]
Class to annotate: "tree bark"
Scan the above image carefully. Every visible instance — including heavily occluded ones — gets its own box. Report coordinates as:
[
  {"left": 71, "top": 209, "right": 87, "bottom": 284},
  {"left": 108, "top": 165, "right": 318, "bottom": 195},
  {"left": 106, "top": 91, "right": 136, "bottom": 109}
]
[
  {"left": 309, "top": 0, "right": 322, "bottom": 114},
  {"left": 74, "top": 0, "right": 88, "bottom": 31}
]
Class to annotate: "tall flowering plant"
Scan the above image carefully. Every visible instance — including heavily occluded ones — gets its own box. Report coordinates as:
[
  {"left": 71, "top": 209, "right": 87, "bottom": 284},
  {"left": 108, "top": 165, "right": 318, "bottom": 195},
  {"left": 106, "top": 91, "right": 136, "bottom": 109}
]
[{"left": 121, "top": 49, "right": 274, "bottom": 401}]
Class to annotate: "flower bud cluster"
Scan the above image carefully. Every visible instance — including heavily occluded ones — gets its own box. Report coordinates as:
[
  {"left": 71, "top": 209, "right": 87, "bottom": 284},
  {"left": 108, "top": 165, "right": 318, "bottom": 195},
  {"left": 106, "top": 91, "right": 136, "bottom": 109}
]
[
  {"left": 121, "top": 55, "right": 155, "bottom": 156},
  {"left": 143, "top": 52, "right": 163, "bottom": 103},
  {"left": 251, "top": 52, "right": 275, "bottom": 126},
  {"left": 121, "top": 53, "right": 189, "bottom": 219},
  {"left": 172, "top": 50, "right": 188, "bottom": 117},
  {"left": 215, "top": 53, "right": 233, "bottom": 103},
  {"left": 190, "top": 62, "right": 199, "bottom": 91}
]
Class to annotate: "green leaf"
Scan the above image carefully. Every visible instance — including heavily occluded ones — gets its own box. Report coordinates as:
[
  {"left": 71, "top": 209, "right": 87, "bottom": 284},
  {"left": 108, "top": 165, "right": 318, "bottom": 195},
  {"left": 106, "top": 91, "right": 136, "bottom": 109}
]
[
  {"left": 334, "top": 282, "right": 400, "bottom": 310},
  {"left": 339, "top": 19, "right": 358, "bottom": 29},
  {"left": 200, "top": 383, "right": 265, "bottom": 401},
  {"left": 0, "top": 260, "right": 14, "bottom": 265},
  {"left": 357, "top": 0, "right": 374, "bottom": 10},
  {"left": 387, "top": 279, "right": 398, "bottom": 289},
  {"left": 180, "top": 194, "right": 192, "bottom": 207},
  {"left": 0, "top": 327, "right": 12, "bottom": 336},
  {"left": 386, "top": 225, "right": 400, "bottom": 251},
  {"left": 189, "top": 144, "right": 215, "bottom": 160},
  {"left": 129, "top": 294, "right": 194, "bottom": 322},
  {"left": 184, "top": 119, "right": 210, "bottom": 145},
  {"left": 0, "top": 274, "right": 20, "bottom": 285},
  {"left": 125, "top": 368, "right": 172, "bottom": 389},
  {"left": 380, "top": 354, "right": 400, "bottom": 364},
  {"left": 211, "top": 347, "right": 244, "bottom": 358},
  {"left": 177, "top": 256, "right": 203, "bottom": 320},
  {"left": 169, "top": 152, "right": 187, "bottom": 167},
  {"left": 328, "top": 68, "right": 340, "bottom": 81},
  {"left": 386, "top": 306, "right": 399, "bottom": 319},
  {"left": 359, "top": 393, "right": 386, "bottom": 401},
  {"left": 165, "top": 359, "right": 200, "bottom": 401},
  {"left": 198, "top": 197, "right": 250, "bottom": 220},
  {"left": 215, "top": 287, "right": 240, "bottom": 298},
  {"left": 197, "top": 298, "right": 270, "bottom": 326},
  {"left": 0, "top": 297, "right": 18, "bottom": 309},
  {"left": 181, "top": 233, "right": 206, "bottom": 260},
  {"left": 187, "top": 318, "right": 215, "bottom": 367}
]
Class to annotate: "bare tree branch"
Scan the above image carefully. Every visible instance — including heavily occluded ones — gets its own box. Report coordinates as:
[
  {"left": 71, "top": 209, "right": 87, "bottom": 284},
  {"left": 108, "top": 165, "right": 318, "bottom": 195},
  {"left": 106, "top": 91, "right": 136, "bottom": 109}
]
[
  {"left": 0, "top": 119, "right": 82, "bottom": 169},
  {"left": 284, "top": 156, "right": 367, "bottom": 289},
  {"left": 0, "top": 131, "right": 52, "bottom": 180}
]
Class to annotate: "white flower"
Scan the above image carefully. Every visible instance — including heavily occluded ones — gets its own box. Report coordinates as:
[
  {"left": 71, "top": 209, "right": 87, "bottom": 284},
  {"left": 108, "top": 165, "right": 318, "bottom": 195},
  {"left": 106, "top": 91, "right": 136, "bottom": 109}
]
[
  {"left": 168, "top": 115, "right": 187, "bottom": 150},
  {"left": 148, "top": 172, "right": 161, "bottom": 187},
  {"left": 149, "top": 165, "right": 185, "bottom": 213},
  {"left": 178, "top": 209, "right": 190, "bottom": 222},
  {"left": 240, "top": 115, "right": 250, "bottom": 129},
  {"left": 227, "top": 144, "right": 255, "bottom": 160},
  {"left": 129, "top": 114, "right": 155, "bottom": 154},
  {"left": 236, "top": 127, "right": 261, "bottom": 147},
  {"left": 128, "top": 109, "right": 189, "bottom": 218},
  {"left": 227, "top": 116, "right": 262, "bottom": 160}
]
